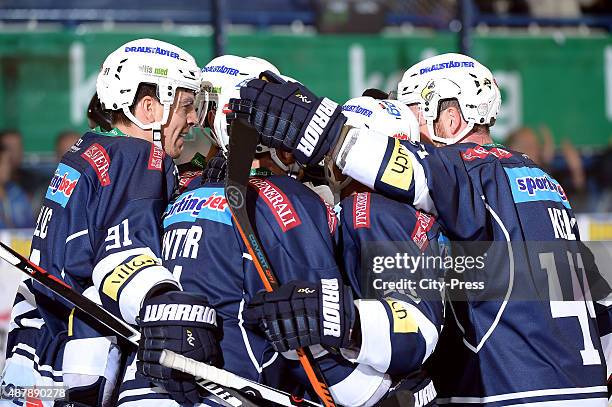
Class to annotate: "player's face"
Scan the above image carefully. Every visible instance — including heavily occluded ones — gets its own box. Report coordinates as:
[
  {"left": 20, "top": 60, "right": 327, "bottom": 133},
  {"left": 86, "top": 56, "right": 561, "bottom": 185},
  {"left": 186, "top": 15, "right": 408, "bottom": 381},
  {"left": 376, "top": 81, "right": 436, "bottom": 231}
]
[{"left": 162, "top": 89, "right": 197, "bottom": 159}]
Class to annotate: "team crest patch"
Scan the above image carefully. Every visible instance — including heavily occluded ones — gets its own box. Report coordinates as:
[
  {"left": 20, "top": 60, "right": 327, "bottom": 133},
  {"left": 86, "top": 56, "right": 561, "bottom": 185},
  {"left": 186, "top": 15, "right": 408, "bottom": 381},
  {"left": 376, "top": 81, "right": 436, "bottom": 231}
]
[
  {"left": 248, "top": 178, "right": 302, "bottom": 232},
  {"left": 353, "top": 192, "right": 371, "bottom": 229},
  {"left": 148, "top": 144, "right": 165, "bottom": 171},
  {"left": 81, "top": 143, "right": 111, "bottom": 186},
  {"left": 46, "top": 163, "right": 81, "bottom": 207}
]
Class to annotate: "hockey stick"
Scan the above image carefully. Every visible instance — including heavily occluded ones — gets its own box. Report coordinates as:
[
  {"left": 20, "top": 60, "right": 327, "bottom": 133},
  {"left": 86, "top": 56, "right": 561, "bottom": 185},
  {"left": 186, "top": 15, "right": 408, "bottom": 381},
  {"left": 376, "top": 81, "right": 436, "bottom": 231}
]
[
  {"left": 0, "top": 240, "right": 292, "bottom": 407},
  {"left": 160, "top": 350, "right": 323, "bottom": 407},
  {"left": 225, "top": 118, "right": 337, "bottom": 407}
]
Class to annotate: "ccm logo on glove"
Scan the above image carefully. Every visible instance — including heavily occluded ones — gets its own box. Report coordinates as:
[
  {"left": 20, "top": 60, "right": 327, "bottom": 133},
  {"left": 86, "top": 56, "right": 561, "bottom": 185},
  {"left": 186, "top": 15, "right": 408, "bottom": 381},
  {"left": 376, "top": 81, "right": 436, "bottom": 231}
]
[
  {"left": 321, "top": 278, "right": 341, "bottom": 338},
  {"left": 142, "top": 303, "right": 217, "bottom": 325},
  {"left": 297, "top": 98, "right": 338, "bottom": 158}
]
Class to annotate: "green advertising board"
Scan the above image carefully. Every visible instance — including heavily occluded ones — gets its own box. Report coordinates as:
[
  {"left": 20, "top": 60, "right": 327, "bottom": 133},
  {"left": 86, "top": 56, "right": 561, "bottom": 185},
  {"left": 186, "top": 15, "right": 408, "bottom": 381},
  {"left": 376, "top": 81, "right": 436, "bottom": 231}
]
[{"left": 0, "top": 29, "right": 610, "bottom": 153}]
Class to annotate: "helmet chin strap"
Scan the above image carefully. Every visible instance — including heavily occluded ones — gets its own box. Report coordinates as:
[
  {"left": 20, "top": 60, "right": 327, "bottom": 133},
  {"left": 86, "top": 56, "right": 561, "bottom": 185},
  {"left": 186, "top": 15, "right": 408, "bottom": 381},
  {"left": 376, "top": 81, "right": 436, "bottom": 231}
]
[
  {"left": 426, "top": 119, "right": 474, "bottom": 145},
  {"left": 122, "top": 103, "right": 171, "bottom": 150},
  {"left": 270, "top": 149, "right": 300, "bottom": 177},
  {"left": 324, "top": 156, "right": 352, "bottom": 194}
]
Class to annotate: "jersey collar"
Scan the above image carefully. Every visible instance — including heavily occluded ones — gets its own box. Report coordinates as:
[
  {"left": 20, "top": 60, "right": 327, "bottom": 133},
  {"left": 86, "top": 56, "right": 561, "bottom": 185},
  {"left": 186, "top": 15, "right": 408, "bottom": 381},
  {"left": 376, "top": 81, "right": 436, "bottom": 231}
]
[{"left": 92, "top": 127, "right": 128, "bottom": 137}]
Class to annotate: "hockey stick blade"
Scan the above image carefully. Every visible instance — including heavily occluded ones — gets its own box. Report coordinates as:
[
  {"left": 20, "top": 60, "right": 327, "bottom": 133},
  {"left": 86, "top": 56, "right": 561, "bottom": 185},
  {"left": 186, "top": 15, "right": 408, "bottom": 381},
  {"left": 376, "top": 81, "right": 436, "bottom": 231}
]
[
  {"left": 160, "top": 350, "right": 322, "bottom": 407},
  {"left": 0, "top": 241, "right": 259, "bottom": 407},
  {"left": 225, "top": 119, "right": 337, "bottom": 407}
]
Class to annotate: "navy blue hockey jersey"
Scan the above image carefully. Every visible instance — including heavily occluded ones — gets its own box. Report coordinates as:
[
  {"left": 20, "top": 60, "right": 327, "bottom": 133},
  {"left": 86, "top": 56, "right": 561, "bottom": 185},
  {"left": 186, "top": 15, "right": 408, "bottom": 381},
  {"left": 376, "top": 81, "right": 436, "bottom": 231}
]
[
  {"left": 341, "top": 135, "right": 611, "bottom": 406},
  {"left": 339, "top": 192, "right": 445, "bottom": 376},
  {"left": 3, "top": 128, "right": 180, "bottom": 404},
  {"left": 117, "top": 171, "right": 391, "bottom": 406}
]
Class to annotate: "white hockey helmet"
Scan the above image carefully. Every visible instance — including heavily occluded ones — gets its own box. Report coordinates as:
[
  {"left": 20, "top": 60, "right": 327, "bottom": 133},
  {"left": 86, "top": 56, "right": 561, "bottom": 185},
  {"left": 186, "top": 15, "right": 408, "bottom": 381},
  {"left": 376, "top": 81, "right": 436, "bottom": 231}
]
[
  {"left": 196, "top": 55, "right": 280, "bottom": 155},
  {"left": 325, "top": 96, "right": 420, "bottom": 193},
  {"left": 196, "top": 55, "right": 300, "bottom": 175},
  {"left": 396, "top": 52, "right": 501, "bottom": 145},
  {"left": 96, "top": 38, "right": 200, "bottom": 143}
]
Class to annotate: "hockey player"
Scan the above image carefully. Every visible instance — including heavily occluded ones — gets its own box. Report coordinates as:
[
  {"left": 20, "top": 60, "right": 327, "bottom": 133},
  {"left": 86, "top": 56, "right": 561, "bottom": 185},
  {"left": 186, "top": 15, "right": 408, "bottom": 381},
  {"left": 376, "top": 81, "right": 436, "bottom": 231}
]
[
  {"left": 2, "top": 39, "right": 223, "bottom": 407},
  {"left": 128, "top": 55, "right": 392, "bottom": 407},
  {"left": 229, "top": 53, "right": 611, "bottom": 406},
  {"left": 243, "top": 95, "right": 445, "bottom": 407}
]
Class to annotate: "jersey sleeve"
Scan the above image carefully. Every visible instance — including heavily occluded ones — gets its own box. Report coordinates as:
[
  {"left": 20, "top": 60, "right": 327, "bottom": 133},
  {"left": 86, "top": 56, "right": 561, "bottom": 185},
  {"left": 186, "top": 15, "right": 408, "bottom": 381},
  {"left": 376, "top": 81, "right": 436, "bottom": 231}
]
[
  {"left": 340, "top": 128, "right": 491, "bottom": 241},
  {"left": 88, "top": 143, "right": 180, "bottom": 325},
  {"left": 244, "top": 178, "right": 392, "bottom": 404},
  {"left": 338, "top": 193, "right": 445, "bottom": 377}
]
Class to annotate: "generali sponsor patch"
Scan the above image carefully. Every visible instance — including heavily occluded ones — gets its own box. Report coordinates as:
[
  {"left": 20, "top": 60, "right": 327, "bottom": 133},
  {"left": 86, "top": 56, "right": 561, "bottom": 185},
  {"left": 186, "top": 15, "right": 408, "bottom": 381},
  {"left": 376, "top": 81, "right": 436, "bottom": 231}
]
[
  {"left": 411, "top": 211, "right": 435, "bottom": 252},
  {"left": 81, "top": 143, "right": 111, "bottom": 186},
  {"left": 353, "top": 192, "right": 371, "bottom": 229},
  {"left": 248, "top": 178, "right": 302, "bottom": 232},
  {"left": 148, "top": 144, "right": 165, "bottom": 171}
]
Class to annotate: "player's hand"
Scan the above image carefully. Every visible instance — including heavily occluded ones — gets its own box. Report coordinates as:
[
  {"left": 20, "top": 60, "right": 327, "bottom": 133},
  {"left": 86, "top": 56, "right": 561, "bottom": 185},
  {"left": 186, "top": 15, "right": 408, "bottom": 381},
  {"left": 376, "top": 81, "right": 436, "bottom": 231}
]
[
  {"left": 227, "top": 71, "right": 347, "bottom": 166},
  {"left": 136, "top": 291, "right": 223, "bottom": 405},
  {"left": 243, "top": 278, "right": 355, "bottom": 352}
]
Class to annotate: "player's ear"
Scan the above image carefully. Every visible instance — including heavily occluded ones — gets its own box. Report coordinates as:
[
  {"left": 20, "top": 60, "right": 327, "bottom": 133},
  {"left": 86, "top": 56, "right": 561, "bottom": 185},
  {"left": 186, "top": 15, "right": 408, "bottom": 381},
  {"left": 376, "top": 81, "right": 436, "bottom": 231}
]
[
  {"left": 138, "top": 95, "right": 160, "bottom": 124},
  {"left": 447, "top": 105, "right": 463, "bottom": 135}
]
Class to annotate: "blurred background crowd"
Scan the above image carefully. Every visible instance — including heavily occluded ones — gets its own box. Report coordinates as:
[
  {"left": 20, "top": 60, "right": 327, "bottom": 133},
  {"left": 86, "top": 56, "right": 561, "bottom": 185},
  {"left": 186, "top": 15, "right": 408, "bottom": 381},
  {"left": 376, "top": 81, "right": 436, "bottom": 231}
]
[{"left": 0, "top": 0, "right": 611, "bottom": 230}]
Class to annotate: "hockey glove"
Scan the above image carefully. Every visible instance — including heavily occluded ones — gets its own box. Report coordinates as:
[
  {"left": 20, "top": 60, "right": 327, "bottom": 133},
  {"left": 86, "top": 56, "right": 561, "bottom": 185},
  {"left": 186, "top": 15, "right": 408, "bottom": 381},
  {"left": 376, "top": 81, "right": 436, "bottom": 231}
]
[
  {"left": 243, "top": 278, "right": 355, "bottom": 352},
  {"left": 136, "top": 291, "right": 223, "bottom": 405},
  {"left": 227, "top": 71, "right": 347, "bottom": 166}
]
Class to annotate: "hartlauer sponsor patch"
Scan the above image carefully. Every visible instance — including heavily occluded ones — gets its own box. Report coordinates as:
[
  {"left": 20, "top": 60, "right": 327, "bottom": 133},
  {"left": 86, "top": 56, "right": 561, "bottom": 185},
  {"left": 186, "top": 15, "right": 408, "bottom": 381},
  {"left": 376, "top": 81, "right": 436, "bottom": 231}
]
[
  {"left": 411, "top": 211, "right": 435, "bottom": 252},
  {"left": 248, "top": 178, "right": 302, "bottom": 232},
  {"left": 381, "top": 139, "right": 413, "bottom": 191},
  {"left": 148, "top": 144, "right": 165, "bottom": 171},
  {"left": 81, "top": 143, "right": 111, "bottom": 186},
  {"left": 353, "top": 192, "right": 371, "bottom": 229},
  {"left": 461, "top": 145, "right": 512, "bottom": 161}
]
